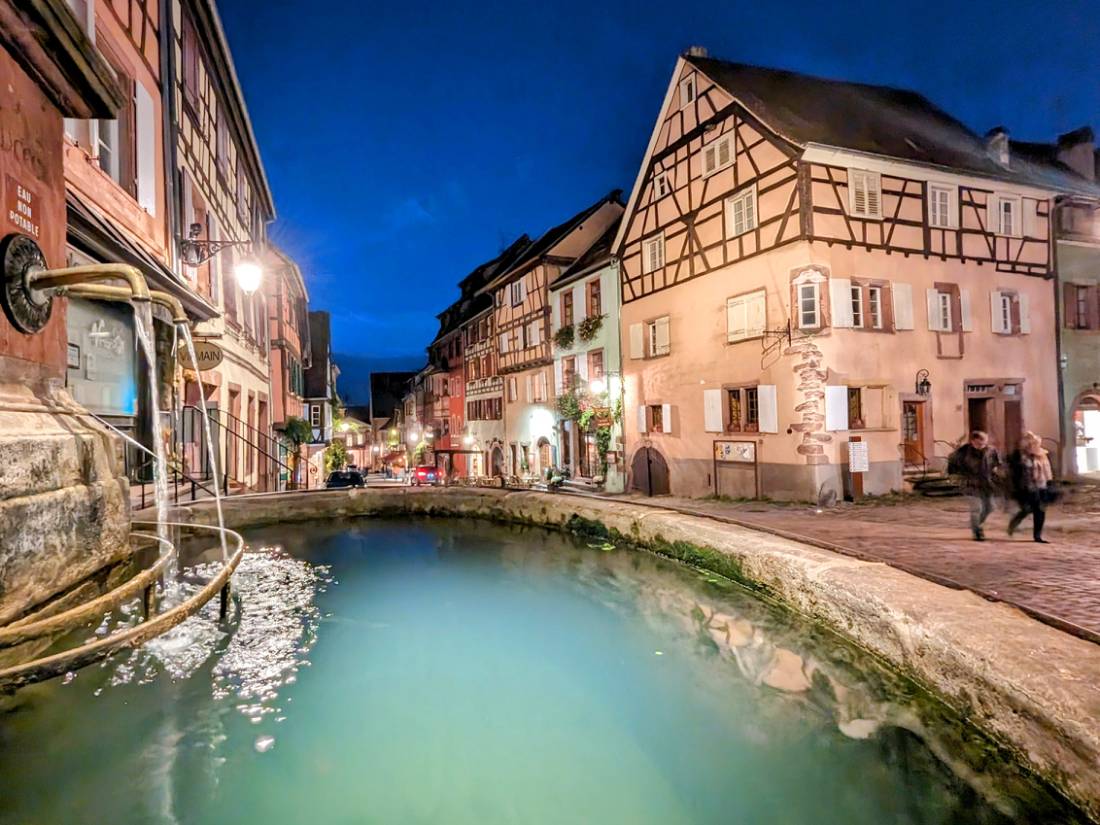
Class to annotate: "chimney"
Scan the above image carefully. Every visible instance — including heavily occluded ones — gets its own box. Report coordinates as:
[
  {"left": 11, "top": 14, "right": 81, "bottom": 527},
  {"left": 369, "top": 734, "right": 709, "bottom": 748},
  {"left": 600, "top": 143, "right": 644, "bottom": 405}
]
[
  {"left": 1056, "top": 126, "right": 1096, "bottom": 181},
  {"left": 985, "top": 127, "right": 1010, "bottom": 167},
  {"left": 684, "top": 45, "right": 708, "bottom": 58}
]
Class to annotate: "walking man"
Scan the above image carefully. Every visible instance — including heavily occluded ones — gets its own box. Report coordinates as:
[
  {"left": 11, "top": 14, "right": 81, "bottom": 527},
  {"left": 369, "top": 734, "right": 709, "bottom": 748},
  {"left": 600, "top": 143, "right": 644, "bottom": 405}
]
[{"left": 948, "top": 430, "right": 1002, "bottom": 541}]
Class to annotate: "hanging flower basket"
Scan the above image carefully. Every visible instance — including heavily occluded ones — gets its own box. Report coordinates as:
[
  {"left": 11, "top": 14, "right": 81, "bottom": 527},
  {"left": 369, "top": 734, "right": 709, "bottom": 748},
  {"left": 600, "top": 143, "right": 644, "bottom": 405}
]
[
  {"left": 577, "top": 314, "right": 604, "bottom": 342},
  {"left": 553, "top": 324, "right": 575, "bottom": 349}
]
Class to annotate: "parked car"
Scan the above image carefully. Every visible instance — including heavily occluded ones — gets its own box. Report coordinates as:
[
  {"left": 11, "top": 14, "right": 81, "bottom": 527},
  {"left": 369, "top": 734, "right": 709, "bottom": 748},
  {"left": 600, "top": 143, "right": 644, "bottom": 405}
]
[
  {"left": 326, "top": 470, "right": 365, "bottom": 489},
  {"left": 410, "top": 465, "right": 441, "bottom": 486}
]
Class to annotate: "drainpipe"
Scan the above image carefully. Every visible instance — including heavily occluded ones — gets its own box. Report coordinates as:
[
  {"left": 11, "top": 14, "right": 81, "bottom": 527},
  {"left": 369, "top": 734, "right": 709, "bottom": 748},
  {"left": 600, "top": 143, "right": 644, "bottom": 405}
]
[
  {"left": 160, "top": 0, "right": 180, "bottom": 277},
  {"left": 1051, "top": 197, "right": 1068, "bottom": 476}
]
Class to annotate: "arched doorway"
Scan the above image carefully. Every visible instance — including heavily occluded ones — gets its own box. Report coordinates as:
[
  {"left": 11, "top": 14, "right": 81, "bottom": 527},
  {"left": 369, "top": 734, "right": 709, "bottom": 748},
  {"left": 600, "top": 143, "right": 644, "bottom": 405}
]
[
  {"left": 630, "top": 447, "right": 670, "bottom": 496},
  {"left": 490, "top": 445, "right": 505, "bottom": 477}
]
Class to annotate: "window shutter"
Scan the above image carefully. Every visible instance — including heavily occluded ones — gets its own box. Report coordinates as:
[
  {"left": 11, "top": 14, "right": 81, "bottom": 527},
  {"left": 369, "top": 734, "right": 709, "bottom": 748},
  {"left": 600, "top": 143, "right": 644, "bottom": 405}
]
[
  {"left": 926, "top": 288, "right": 942, "bottom": 331},
  {"left": 655, "top": 316, "right": 670, "bottom": 353},
  {"left": 1019, "top": 293, "right": 1031, "bottom": 334},
  {"left": 1064, "top": 283, "right": 1078, "bottom": 328},
  {"left": 757, "top": 385, "right": 778, "bottom": 433},
  {"left": 539, "top": 371, "right": 548, "bottom": 400},
  {"left": 637, "top": 405, "right": 648, "bottom": 434},
  {"left": 553, "top": 358, "right": 563, "bottom": 394},
  {"left": 135, "top": 83, "right": 156, "bottom": 215},
  {"left": 525, "top": 375, "right": 533, "bottom": 402},
  {"left": 730, "top": 196, "right": 745, "bottom": 235},
  {"left": 577, "top": 352, "right": 589, "bottom": 383},
  {"left": 986, "top": 195, "right": 998, "bottom": 234},
  {"left": 748, "top": 291, "right": 766, "bottom": 337},
  {"left": 960, "top": 289, "right": 973, "bottom": 332},
  {"left": 825, "top": 385, "right": 849, "bottom": 431},
  {"left": 574, "top": 284, "right": 585, "bottom": 320},
  {"left": 990, "top": 291, "right": 1005, "bottom": 333},
  {"left": 892, "top": 283, "right": 914, "bottom": 330},
  {"left": 726, "top": 298, "right": 745, "bottom": 341},
  {"left": 829, "top": 278, "right": 853, "bottom": 328},
  {"left": 629, "top": 323, "right": 644, "bottom": 359},
  {"left": 703, "top": 145, "right": 716, "bottom": 175},
  {"left": 718, "top": 137, "right": 731, "bottom": 167},
  {"left": 661, "top": 404, "right": 672, "bottom": 434},
  {"left": 1023, "top": 202, "right": 1042, "bottom": 238},
  {"left": 851, "top": 172, "right": 866, "bottom": 215},
  {"left": 703, "top": 388, "right": 723, "bottom": 432}
]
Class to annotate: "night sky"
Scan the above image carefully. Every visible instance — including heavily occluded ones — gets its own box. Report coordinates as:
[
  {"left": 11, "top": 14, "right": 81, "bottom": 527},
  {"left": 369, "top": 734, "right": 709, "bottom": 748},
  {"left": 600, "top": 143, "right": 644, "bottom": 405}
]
[{"left": 218, "top": 0, "right": 1100, "bottom": 400}]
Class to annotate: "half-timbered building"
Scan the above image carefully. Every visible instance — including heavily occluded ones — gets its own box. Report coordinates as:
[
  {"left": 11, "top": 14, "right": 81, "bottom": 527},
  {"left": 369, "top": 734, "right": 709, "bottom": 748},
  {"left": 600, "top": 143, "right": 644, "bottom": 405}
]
[
  {"left": 615, "top": 51, "right": 1090, "bottom": 500},
  {"left": 482, "top": 193, "right": 622, "bottom": 480},
  {"left": 168, "top": 0, "right": 276, "bottom": 491}
]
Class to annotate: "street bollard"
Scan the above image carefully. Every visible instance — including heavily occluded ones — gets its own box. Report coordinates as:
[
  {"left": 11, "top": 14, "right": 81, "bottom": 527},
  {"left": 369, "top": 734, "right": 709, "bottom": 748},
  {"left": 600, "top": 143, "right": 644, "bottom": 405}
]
[{"left": 219, "top": 581, "right": 231, "bottom": 620}]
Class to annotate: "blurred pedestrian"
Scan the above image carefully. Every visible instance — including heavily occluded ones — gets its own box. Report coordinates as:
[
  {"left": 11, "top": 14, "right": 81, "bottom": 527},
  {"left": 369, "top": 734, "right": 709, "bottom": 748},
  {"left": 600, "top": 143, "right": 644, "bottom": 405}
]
[
  {"left": 948, "top": 430, "right": 1002, "bottom": 541},
  {"left": 1007, "top": 432, "right": 1054, "bottom": 543}
]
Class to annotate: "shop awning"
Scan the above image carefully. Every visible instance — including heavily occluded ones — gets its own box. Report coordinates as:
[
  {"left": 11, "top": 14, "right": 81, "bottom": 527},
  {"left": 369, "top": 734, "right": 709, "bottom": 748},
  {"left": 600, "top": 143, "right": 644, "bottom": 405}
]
[{"left": 66, "top": 191, "right": 220, "bottom": 323}]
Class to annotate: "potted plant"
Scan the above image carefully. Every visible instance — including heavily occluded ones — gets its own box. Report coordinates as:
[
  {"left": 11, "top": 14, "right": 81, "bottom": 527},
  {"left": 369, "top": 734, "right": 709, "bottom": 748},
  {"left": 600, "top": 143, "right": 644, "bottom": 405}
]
[
  {"left": 577, "top": 314, "right": 605, "bottom": 342},
  {"left": 553, "top": 324, "right": 575, "bottom": 349}
]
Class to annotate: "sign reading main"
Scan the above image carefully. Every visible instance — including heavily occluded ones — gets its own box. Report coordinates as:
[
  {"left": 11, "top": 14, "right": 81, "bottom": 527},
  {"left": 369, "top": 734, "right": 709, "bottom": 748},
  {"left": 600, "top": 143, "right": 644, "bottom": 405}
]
[{"left": 179, "top": 340, "right": 224, "bottom": 371}]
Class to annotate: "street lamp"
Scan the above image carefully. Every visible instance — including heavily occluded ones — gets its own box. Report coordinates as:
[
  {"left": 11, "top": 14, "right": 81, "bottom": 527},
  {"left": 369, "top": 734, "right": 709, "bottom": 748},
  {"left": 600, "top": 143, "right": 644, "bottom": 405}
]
[
  {"left": 234, "top": 257, "right": 263, "bottom": 296},
  {"left": 915, "top": 369, "right": 932, "bottom": 396},
  {"left": 463, "top": 433, "right": 473, "bottom": 447}
]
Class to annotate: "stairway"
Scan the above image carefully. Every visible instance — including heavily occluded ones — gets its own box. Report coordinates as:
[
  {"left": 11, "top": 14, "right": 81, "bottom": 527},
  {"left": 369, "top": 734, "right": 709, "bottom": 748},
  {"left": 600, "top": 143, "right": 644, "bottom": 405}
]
[{"left": 905, "top": 469, "right": 961, "bottom": 497}]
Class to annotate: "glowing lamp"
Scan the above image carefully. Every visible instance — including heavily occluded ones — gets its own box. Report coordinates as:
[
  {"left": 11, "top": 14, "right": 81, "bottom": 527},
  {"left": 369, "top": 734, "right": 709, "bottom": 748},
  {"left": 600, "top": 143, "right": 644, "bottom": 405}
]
[{"left": 234, "top": 258, "right": 263, "bottom": 295}]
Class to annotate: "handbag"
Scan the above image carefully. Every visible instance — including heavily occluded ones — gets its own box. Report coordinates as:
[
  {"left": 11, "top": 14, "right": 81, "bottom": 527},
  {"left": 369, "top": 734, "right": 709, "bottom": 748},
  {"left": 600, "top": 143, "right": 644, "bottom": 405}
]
[{"left": 1040, "top": 482, "right": 1062, "bottom": 505}]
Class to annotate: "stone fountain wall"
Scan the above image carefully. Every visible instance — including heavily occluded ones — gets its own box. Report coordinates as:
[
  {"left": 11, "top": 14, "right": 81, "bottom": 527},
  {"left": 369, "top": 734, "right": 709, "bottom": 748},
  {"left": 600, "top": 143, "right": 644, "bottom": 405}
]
[{"left": 0, "top": 375, "right": 130, "bottom": 626}]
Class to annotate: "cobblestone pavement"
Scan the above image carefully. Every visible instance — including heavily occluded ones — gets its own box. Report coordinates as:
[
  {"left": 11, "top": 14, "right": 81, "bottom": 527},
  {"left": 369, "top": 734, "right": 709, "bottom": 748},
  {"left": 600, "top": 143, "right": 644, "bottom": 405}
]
[{"left": 602, "top": 485, "right": 1100, "bottom": 641}]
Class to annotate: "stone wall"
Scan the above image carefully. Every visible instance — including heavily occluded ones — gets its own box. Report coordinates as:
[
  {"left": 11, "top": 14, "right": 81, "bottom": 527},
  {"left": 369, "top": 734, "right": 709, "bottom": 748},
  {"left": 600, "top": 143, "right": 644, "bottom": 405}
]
[
  {"left": 182, "top": 486, "right": 1100, "bottom": 820},
  {"left": 0, "top": 384, "right": 130, "bottom": 625}
]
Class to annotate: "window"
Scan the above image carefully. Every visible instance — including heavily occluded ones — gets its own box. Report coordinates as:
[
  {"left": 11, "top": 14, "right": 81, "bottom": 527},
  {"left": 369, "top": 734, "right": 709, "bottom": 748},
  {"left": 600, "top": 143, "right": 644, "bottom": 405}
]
[
  {"left": 848, "top": 285, "right": 865, "bottom": 329},
  {"left": 587, "top": 279, "right": 602, "bottom": 318},
  {"left": 562, "top": 356, "right": 577, "bottom": 389},
  {"left": 727, "top": 389, "right": 742, "bottom": 432},
  {"left": 745, "top": 387, "right": 759, "bottom": 431},
  {"left": 935, "top": 290, "right": 953, "bottom": 332},
  {"left": 642, "top": 235, "right": 664, "bottom": 274},
  {"left": 649, "top": 404, "right": 664, "bottom": 433},
  {"left": 848, "top": 169, "right": 882, "bottom": 219},
  {"left": 1073, "top": 285, "right": 1092, "bottom": 329},
  {"left": 526, "top": 320, "right": 542, "bottom": 348},
  {"left": 991, "top": 289, "right": 1029, "bottom": 335},
  {"left": 560, "top": 291, "right": 573, "bottom": 327},
  {"left": 534, "top": 371, "right": 548, "bottom": 403},
  {"left": 868, "top": 286, "right": 883, "bottom": 329},
  {"left": 654, "top": 170, "right": 671, "bottom": 199},
  {"left": 847, "top": 388, "right": 864, "bottom": 430},
  {"left": 726, "top": 289, "right": 766, "bottom": 342},
  {"left": 929, "top": 184, "right": 956, "bottom": 228},
  {"left": 510, "top": 280, "right": 525, "bottom": 307},
  {"left": 508, "top": 377, "right": 518, "bottom": 402},
  {"left": 702, "top": 134, "right": 733, "bottom": 176},
  {"left": 999, "top": 292, "right": 1012, "bottom": 334},
  {"left": 498, "top": 332, "right": 509, "bottom": 354},
  {"left": 679, "top": 73, "right": 696, "bottom": 107},
  {"left": 991, "top": 194, "right": 1021, "bottom": 237},
  {"left": 726, "top": 387, "right": 759, "bottom": 432},
  {"left": 310, "top": 405, "right": 320, "bottom": 427},
  {"left": 216, "top": 106, "right": 229, "bottom": 176},
  {"left": 588, "top": 349, "right": 604, "bottom": 379},
  {"left": 647, "top": 316, "right": 670, "bottom": 357},
  {"left": 181, "top": 15, "right": 199, "bottom": 107},
  {"left": 725, "top": 187, "right": 757, "bottom": 236},
  {"left": 798, "top": 282, "right": 821, "bottom": 329}
]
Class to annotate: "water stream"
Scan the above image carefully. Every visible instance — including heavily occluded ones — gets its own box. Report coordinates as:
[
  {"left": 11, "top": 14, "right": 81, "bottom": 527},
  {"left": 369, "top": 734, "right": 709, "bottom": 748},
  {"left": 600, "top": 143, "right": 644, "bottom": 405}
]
[
  {"left": 178, "top": 323, "right": 229, "bottom": 562},
  {"left": 132, "top": 303, "right": 172, "bottom": 573}
]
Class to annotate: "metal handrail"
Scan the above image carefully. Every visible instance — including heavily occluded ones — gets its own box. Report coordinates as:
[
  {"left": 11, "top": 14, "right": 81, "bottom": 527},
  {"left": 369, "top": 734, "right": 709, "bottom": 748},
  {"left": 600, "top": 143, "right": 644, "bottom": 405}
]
[{"left": 182, "top": 405, "right": 300, "bottom": 493}]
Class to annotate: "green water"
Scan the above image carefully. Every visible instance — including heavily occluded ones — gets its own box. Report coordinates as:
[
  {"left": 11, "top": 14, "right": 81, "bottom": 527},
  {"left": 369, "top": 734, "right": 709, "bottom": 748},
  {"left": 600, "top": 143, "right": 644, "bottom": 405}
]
[{"left": 0, "top": 518, "right": 1080, "bottom": 824}]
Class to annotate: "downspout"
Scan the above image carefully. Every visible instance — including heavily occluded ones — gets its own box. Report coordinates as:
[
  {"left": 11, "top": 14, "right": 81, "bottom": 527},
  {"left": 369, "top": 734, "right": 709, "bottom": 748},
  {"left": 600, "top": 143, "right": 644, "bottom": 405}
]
[
  {"left": 1051, "top": 196, "right": 1068, "bottom": 476},
  {"left": 160, "top": 0, "right": 180, "bottom": 277}
]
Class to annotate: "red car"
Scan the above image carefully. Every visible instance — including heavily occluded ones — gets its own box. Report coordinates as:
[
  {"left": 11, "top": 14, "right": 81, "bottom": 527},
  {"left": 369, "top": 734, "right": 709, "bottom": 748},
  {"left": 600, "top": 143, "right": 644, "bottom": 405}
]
[{"left": 411, "top": 465, "right": 441, "bottom": 486}]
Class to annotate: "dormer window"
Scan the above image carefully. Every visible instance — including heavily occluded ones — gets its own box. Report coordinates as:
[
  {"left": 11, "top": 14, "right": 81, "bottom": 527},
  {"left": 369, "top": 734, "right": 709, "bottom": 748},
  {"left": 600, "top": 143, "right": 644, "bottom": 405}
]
[
  {"left": 848, "top": 169, "right": 882, "bottom": 219},
  {"left": 679, "top": 73, "right": 697, "bottom": 107}
]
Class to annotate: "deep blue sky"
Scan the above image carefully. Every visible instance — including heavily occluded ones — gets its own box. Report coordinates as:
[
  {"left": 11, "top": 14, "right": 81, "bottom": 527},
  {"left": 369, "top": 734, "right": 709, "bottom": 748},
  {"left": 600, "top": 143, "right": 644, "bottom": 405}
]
[{"left": 219, "top": 0, "right": 1100, "bottom": 400}]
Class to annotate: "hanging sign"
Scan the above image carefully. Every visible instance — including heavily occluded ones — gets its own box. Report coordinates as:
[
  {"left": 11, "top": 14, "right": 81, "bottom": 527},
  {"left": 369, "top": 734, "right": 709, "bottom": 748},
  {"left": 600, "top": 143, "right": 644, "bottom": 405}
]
[{"left": 179, "top": 340, "right": 224, "bottom": 371}]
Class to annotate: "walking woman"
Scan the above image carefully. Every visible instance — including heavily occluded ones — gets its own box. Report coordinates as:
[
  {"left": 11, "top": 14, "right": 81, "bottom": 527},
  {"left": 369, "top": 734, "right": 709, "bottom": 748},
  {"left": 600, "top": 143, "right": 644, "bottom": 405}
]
[{"left": 1007, "top": 432, "right": 1054, "bottom": 543}]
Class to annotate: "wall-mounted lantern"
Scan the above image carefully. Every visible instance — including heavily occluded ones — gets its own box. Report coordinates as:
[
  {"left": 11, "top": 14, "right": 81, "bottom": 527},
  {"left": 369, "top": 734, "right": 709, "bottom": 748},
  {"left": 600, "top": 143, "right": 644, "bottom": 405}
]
[{"left": 915, "top": 369, "right": 932, "bottom": 396}]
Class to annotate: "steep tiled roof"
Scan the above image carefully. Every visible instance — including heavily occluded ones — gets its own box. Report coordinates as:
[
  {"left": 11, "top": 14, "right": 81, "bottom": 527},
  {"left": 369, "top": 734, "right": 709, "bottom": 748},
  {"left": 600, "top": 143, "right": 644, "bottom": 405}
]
[
  {"left": 554, "top": 217, "right": 621, "bottom": 288},
  {"left": 687, "top": 55, "right": 1100, "bottom": 196}
]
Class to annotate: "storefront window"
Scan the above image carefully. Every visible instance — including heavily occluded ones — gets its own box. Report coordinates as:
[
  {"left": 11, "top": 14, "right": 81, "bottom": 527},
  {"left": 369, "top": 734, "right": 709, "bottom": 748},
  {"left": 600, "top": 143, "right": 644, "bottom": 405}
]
[{"left": 65, "top": 297, "right": 138, "bottom": 417}]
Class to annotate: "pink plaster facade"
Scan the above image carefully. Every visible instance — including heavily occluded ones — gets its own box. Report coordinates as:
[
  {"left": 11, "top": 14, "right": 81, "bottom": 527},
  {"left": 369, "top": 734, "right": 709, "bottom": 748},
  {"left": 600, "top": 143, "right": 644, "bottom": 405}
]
[{"left": 617, "top": 58, "right": 1059, "bottom": 501}]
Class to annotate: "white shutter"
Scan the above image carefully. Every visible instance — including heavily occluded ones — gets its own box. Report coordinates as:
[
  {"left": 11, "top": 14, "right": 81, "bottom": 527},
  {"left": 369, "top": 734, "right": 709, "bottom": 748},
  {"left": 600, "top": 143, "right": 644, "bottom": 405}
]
[
  {"left": 960, "top": 289, "right": 973, "bottom": 332},
  {"left": 703, "top": 388, "right": 723, "bottom": 432},
  {"left": 726, "top": 298, "right": 746, "bottom": 341},
  {"left": 629, "top": 323, "right": 644, "bottom": 359},
  {"left": 830, "top": 278, "right": 853, "bottom": 328},
  {"left": 574, "top": 283, "right": 584, "bottom": 321},
  {"left": 499, "top": 332, "right": 509, "bottom": 354},
  {"left": 554, "top": 358, "right": 564, "bottom": 393},
  {"left": 135, "top": 83, "right": 156, "bottom": 215},
  {"left": 926, "top": 288, "right": 942, "bottom": 331},
  {"left": 655, "top": 316, "right": 670, "bottom": 354},
  {"left": 825, "top": 385, "right": 849, "bottom": 431},
  {"left": 892, "top": 282, "right": 914, "bottom": 330},
  {"left": 637, "top": 405, "right": 648, "bottom": 434},
  {"left": 851, "top": 173, "right": 867, "bottom": 215},
  {"left": 990, "top": 291, "right": 1007, "bottom": 333},
  {"left": 703, "top": 145, "right": 717, "bottom": 175},
  {"left": 577, "top": 352, "right": 589, "bottom": 383},
  {"left": 1023, "top": 202, "right": 1042, "bottom": 238},
  {"left": 539, "top": 371, "right": 548, "bottom": 400},
  {"left": 986, "top": 195, "right": 998, "bottom": 234},
  {"left": 748, "top": 291, "right": 766, "bottom": 337},
  {"left": 757, "top": 385, "right": 778, "bottom": 433},
  {"left": 1019, "top": 293, "right": 1031, "bottom": 334},
  {"left": 525, "top": 375, "right": 533, "bottom": 402},
  {"left": 661, "top": 404, "right": 672, "bottom": 435}
]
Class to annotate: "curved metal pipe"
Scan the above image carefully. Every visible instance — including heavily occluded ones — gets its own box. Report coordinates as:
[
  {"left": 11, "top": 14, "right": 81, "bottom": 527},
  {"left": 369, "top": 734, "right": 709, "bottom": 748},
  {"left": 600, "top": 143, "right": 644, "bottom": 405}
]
[
  {"left": 54, "top": 284, "right": 189, "bottom": 325},
  {"left": 28, "top": 263, "right": 151, "bottom": 303}
]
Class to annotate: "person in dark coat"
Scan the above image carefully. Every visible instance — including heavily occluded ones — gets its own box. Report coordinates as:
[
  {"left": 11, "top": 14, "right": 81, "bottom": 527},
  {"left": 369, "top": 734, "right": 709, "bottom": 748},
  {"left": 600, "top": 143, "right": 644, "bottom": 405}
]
[
  {"left": 1007, "top": 431, "right": 1054, "bottom": 543},
  {"left": 947, "top": 430, "right": 1002, "bottom": 541}
]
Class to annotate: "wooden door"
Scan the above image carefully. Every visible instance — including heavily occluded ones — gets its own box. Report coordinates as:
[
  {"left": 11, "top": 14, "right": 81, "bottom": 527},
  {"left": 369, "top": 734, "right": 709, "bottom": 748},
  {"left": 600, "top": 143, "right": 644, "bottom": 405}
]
[
  {"left": 490, "top": 446, "right": 504, "bottom": 477},
  {"left": 902, "top": 401, "right": 925, "bottom": 466},
  {"left": 1004, "top": 399, "right": 1023, "bottom": 453},
  {"left": 630, "top": 447, "right": 669, "bottom": 496}
]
